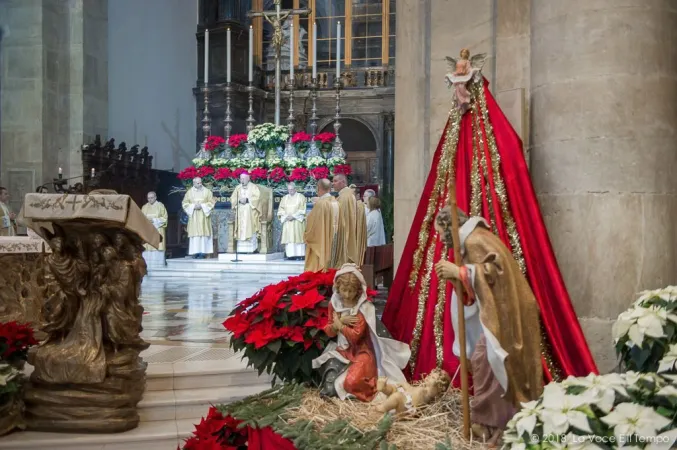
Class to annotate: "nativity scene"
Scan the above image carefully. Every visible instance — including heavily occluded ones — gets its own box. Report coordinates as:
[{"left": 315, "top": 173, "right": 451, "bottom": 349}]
[{"left": 1, "top": 0, "right": 676, "bottom": 449}]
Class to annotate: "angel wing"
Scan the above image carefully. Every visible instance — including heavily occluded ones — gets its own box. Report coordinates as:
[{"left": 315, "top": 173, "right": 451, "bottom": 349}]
[
  {"left": 446, "top": 56, "right": 459, "bottom": 70},
  {"left": 469, "top": 53, "right": 487, "bottom": 71}
]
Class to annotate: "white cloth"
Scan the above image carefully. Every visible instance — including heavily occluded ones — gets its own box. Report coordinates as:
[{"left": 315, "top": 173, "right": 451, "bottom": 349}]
[
  {"left": 366, "top": 210, "right": 386, "bottom": 247},
  {"left": 285, "top": 243, "right": 306, "bottom": 258},
  {"left": 188, "top": 236, "right": 213, "bottom": 255},
  {"left": 236, "top": 234, "right": 258, "bottom": 253},
  {"left": 312, "top": 264, "right": 411, "bottom": 400},
  {"left": 450, "top": 217, "right": 509, "bottom": 394},
  {"left": 142, "top": 250, "right": 166, "bottom": 268}
]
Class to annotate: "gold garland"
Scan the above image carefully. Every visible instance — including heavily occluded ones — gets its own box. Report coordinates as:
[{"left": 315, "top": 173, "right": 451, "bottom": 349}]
[
  {"left": 473, "top": 106, "right": 499, "bottom": 235},
  {"left": 408, "top": 108, "right": 462, "bottom": 372},
  {"left": 469, "top": 106, "right": 483, "bottom": 217},
  {"left": 473, "top": 81, "right": 563, "bottom": 381}
]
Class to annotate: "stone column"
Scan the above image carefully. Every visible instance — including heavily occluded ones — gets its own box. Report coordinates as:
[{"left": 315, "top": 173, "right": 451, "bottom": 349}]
[{"left": 530, "top": 1, "right": 677, "bottom": 372}]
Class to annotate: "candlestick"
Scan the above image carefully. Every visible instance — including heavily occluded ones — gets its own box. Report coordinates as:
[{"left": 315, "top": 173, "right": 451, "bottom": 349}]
[
  {"left": 306, "top": 78, "right": 321, "bottom": 159},
  {"left": 336, "top": 21, "right": 341, "bottom": 84},
  {"left": 331, "top": 80, "right": 345, "bottom": 159},
  {"left": 224, "top": 82, "right": 233, "bottom": 141},
  {"left": 246, "top": 83, "right": 255, "bottom": 133},
  {"left": 290, "top": 23, "right": 294, "bottom": 81},
  {"left": 312, "top": 22, "right": 317, "bottom": 80},
  {"left": 204, "top": 29, "right": 209, "bottom": 85},
  {"left": 196, "top": 86, "right": 212, "bottom": 159},
  {"left": 226, "top": 28, "right": 231, "bottom": 83},
  {"left": 248, "top": 25, "right": 253, "bottom": 83}
]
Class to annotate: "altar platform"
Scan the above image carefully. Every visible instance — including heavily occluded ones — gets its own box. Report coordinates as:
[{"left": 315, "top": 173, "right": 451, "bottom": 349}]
[{"left": 147, "top": 255, "right": 305, "bottom": 280}]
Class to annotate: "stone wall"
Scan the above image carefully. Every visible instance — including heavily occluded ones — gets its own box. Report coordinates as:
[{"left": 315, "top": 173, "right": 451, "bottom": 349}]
[
  {"left": 0, "top": 0, "right": 108, "bottom": 212},
  {"left": 394, "top": 0, "right": 677, "bottom": 372}
]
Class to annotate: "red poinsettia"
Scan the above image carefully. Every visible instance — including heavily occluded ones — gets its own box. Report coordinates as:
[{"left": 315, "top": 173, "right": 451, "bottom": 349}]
[
  {"left": 183, "top": 406, "right": 247, "bottom": 450},
  {"left": 0, "top": 321, "right": 38, "bottom": 362},
  {"left": 310, "top": 166, "right": 330, "bottom": 180},
  {"left": 314, "top": 132, "right": 336, "bottom": 145},
  {"left": 214, "top": 167, "right": 234, "bottom": 181},
  {"left": 204, "top": 135, "right": 226, "bottom": 152},
  {"left": 289, "top": 288, "right": 324, "bottom": 312},
  {"left": 233, "top": 168, "right": 249, "bottom": 179},
  {"left": 196, "top": 166, "right": 215, "bottom": 178},
  {"left": 178, "top": 166, "right": 199, "bottom": 180},
  {"left": 249, "top": 167, "right": 268, "bottom": 182},
  {"left": 227, "top": 133, "right": 248, "bottom": 152},
  {"left": 291, "top": 131, "right": 312, "bottom": 144},
  {"left": 223, "top": 314, "right": 251, "bottom": 339},
  {"left": 289, "top": 167, "right": 310, "bottom": 182},
  {"left": 269, "top": 167, "right": 287, "bottom": 184},
  {"left": 332, "top": 164, "right": 352, "bottom": 176}
]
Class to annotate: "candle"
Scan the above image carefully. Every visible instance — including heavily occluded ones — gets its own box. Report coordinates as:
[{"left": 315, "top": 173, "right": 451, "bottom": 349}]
[
  {"left": 248, "top": 25, "right": 253, "bottom": 83},
  {"left": 91, "top": 168, "right": 95, "bottom": 177},
  {"left": 204, "top": 29, "right": 209, "bottom": 85},
  {"left": 336, "top": 21, "right": 341, "bottom": 83},
  {"left": 58, "top": 167, "right": 62, "bottom": 175},
  {"left": 289, "top": 23, "right": 294, "bottom": 80},
  {"left": 312, "top": 22, "right": 317, "bottom": 80},
  {"left": 226, "top": 28, "right": 231, "bottom": 83}
]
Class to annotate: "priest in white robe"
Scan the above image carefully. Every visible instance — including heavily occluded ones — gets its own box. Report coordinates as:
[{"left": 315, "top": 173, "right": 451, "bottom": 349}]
[
  {"left": 141, "top": 191, "right": 168, "bottom": 268},
  {"left": 182, "top": 177, "right": 215, "bottom": 258},
  {"left": 362, "top": 189, "right": 376, "bottom": 215},
  {"left": 366, "top": 197, "right": 386, "bottom": 247},
  {"left": 277, "top": 182, "right": 307, "bottom": 259},
  {"left": 230, "top": 173, "right": 262, "bottom": 253}
]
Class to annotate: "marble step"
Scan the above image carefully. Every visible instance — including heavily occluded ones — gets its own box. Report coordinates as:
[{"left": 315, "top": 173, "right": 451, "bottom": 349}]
[
  {"left": 139, "top": 383, "right": 271, "bottom": 422},
  {"left": 0, "top": 419, "right": 189, "bottom": 450},
  {"left": 156, "top": 258, "right": 305, "bottom": 275}
]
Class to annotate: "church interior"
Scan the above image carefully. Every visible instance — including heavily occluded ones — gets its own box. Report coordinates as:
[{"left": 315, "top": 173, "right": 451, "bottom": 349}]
[{"left": 0, "top": 0, "right": 676, "bottom": 449}]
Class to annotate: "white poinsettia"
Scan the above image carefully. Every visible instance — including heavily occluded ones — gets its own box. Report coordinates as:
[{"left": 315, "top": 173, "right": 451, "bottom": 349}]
[
  {"left": 623, "top": 371, "right": 663, "bottom": 390},
  {"left": 612, "top": 305, "right": 677, "bottom": 347},
  {"left": 563, "top": 373, "right": 626, "bottom": 413},
  {"left": 326, "top": 156, "right": 346, "bottom": 167},
  {"left": 512, "top": 400, "right": 543, "bottom": 436},
  {"left": 656, "top": 384, "right": 677, "bottom": 399},
  {"left": 0, "top": 363, "right": 19, "bottom": 386},
  {"left": 601, "top": 402, "right": 671, "bottom": 443},
  {"left": 658, "top": 343, "right": 677, "bottom": 373},
  {"left": 306, "top": 156, "right": 327, "bottom": 168},
  {"left": 560, "top": 433, "right": 604, "bottom": 450},
  {"left": 647, "top": 429, "right": 677, "bottom": 450},
  {"left": 635, "top": 286, "right": 677, "bottom": 306},
  {"left": 540, "top": 383, "right": 594, "bottom": 435}
]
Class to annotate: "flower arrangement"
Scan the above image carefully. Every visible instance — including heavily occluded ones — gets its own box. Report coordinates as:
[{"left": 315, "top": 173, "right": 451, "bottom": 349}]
[
  {"left": 332, "top": 164, "right": 353, "bottom": 176},
  {"left": 305, "top": 156, "right": 327, "bottom": 169},
  {"left": 265, "top": 154, "right": 283, "bottom": 168},
  {"left": 227, "top": 134, "right": 248, "bottom": 154},
  {"left": 183, "top": 406, "right": 247, "bottom": 450},
  {"left": 244, "top": 158, "right": 266, "bottom": 169},
  {"left": 0, "top": 321, "right": 38, "bottom": 366},
  {"left": 309, "top": 166, "right": 330, "bottom": 180},
  {"left": 204, "top": 135, "right": 226, "bottom": 152},
  {"left": 269, "top": 167, "right": 288, "bottom": 186},
  {"left": 327, "top": 157, "right": 348, "bottom": 168},
  {"left": 248, "top": 123, "right": 289, "bottom": 151},
  {"left": 503, "top": 371, "right": 676, "bottom": 449},
  {"left": 289, "top": 167, "right": 310, "bottom": 183},
  {"left": 283, "top": 157, "right": 303, "bottom": 169},
  {"left": 224, "top": 269, "right": 379, "bottom": 384},
  {"left": 314, "top": 132, "right": 336, "bottom": 152},
  {"left": 291, "top": 131, "right": 312, "bottom": 154},
  {"left": 612, "top": 286, "right": 677, "bottom": 373},
  {"left": 213, "top": 167, "right": 234, "bottom": 181},
  {"left": 249, "top": 167, "right": 268, "bottom": 182}
]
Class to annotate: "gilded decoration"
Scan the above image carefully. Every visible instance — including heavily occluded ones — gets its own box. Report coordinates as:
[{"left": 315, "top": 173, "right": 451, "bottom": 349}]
[{"left": 0, "top": 253, "right": 46, "bottom": 331}]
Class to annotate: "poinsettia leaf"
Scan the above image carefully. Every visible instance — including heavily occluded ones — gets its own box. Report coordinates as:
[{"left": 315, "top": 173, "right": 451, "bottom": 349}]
[{"left": 267, "top": 340, "right": 282, "bottom": 354}]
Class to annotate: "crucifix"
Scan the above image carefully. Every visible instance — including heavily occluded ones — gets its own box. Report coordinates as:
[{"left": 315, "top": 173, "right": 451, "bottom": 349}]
[{"left": 248, "top": 0, "right": 311, "bottom": 125}]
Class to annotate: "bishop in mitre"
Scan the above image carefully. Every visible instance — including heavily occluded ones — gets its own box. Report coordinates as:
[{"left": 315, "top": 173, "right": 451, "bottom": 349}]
[
  {"left": 304, "top": 179, "right": 338, "bottom": 272},
  {"left": 141, "top": 191, "right": 168, "bottom": 268},
  {"left": 333, "top": 175, "right": 367, "bottom": 266},
  {"left": 230, "top": 173, "right": 262, "bottom": 253},
  {"left": 182, "top": 177, "right": 216, "bottom": 259},
  {"left": 433, "top": 207, "right": 542, "bottom": 446},
  {"left": 278, "top": 182, "right": 307, "bottom": 260}
]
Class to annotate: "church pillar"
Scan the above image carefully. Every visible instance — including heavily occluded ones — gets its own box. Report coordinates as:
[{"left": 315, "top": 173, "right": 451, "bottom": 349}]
[
  {"left": 530, "top": 1, "right": 677, "bottom": 371},
  {"left": 0, "top": 0, "right": 107, "bottom": 211}
]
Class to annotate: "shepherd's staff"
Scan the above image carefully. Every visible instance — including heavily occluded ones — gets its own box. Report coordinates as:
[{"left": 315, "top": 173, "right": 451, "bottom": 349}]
[{"left": 448, "top": 181, "right": 471, "bottom": 440}]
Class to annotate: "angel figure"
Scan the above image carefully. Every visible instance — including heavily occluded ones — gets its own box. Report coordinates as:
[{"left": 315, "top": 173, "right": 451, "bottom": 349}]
[
  {"left": 445, "top": 48, "right": 487, "bottom": 114},
  {"left": 376, "top": 368, "right": 451, "bottom": 414},
  {"left": 312, "top": 264, "right": 410, "bottom": 402}
]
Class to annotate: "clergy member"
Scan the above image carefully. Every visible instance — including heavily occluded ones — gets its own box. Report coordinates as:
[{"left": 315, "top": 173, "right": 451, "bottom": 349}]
[
  {"left": 362, "top": 189, "right": 376, "bottom": 215},
  {"left": 434, "top": 207, "right": 542, "bottom": 446},
  {"left": 182, "top": 177, "right": 215, "bottom": 259},
  {"left": 0, "top": 187, "right": 16, "bottom": 237},
  {"left": 333, "top": 175, "right": 366, "bottom": 266},
  {"left": 278, "top": 182, "right": 307, "bottom": 260},
  {"left": 230, "top": 173, "right": 262, "bottom": 253},
  {"left": 353, "top": 186, "right": 368, "bottom": 266},
  {"left": 366, "top": 197, "right": 386, "bottom": 247},
  {"left": 304, "top": 178, "right": 338, "bottom": 272},
  {"left": 141, "top": 191, "right": 168, "bottom": 268}
]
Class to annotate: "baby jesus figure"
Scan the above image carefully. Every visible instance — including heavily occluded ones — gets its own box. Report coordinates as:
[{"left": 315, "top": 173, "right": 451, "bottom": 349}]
[
  {"left": 376, "top": 368, "right": 451, "bottom": 414},
  {"left": 312, "top": 264, "right": 410, "bottom": 402}
]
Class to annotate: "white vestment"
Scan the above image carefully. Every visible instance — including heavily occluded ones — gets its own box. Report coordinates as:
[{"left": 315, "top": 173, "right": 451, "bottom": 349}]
[{"left": 366, "top": 209, "right": 386, "bottom": 247}]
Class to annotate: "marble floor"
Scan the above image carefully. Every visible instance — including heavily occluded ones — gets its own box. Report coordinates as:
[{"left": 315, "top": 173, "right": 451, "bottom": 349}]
[{"left": 139, "top": 274, "right": 388, "bottom": 346}]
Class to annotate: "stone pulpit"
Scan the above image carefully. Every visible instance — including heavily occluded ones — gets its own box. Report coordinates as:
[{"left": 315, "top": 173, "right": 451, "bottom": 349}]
[{"left": 17, "top": 193, "right": 160, "bottom": 433}]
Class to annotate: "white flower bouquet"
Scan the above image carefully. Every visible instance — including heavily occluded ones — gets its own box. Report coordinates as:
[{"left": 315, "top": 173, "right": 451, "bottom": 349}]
[
  {"left": 612, "top": 286, "right": 677, "bottom": 373},
  {"left": 265, "top": 154, "right": 283, "bottom": 168},
  {"left": 247, "top": 123, "right": 289, "bottom": 151},
  {"left": 326, "top": 156, "right": 347, "bottom": 167},
  {"left": 503, "top": 372, "right": 677, "bottom": 449},
  {"left": 282, "top": 157, "right": 303, "bottom": 169},
  {"left": 244, "top": 158, "right": 266, "bottom": 169},
  {"left": 305, "top": 156, "right": 327, "bottom": 169},
  {"left": 211, "top": 158, "right": 229, "bottom": 168},
  {"left": 192, "top": 157, "right": 209, "bottom": 167}
]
